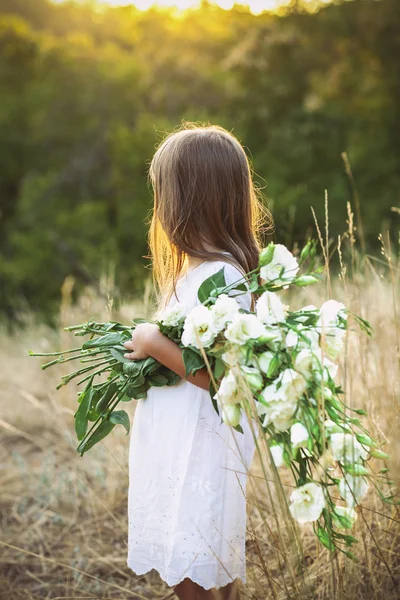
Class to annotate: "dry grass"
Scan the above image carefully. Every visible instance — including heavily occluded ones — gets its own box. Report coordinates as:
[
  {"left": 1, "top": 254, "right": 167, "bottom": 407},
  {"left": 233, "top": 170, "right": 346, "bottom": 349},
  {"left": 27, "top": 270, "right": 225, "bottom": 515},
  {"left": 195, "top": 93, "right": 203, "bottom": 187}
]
[{"left": 1, "top": 251, "right": 399, "bottom": 600}]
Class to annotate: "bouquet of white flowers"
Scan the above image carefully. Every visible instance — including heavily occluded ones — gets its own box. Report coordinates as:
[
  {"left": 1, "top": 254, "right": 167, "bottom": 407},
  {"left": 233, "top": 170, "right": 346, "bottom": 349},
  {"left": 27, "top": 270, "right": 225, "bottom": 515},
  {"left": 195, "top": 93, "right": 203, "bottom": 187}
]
[{"left": 30, "top": 240, "right": 394, "bottom": 555}]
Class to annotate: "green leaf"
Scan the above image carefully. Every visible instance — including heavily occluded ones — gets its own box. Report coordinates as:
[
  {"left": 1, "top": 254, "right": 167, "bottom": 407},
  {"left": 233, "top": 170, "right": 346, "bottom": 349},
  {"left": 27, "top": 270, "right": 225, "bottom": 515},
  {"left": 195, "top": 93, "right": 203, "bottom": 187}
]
[
  {"left": 233, "top": 424, "right": 244, "bottom": 434},
  {"left": 233, "top": 283, "right": 249, "bottom": 292},
  {"left": 209, "top": 379, "right": 220, "bottom": 416},
  {"left": 109, "top": 347, "right": 133, "bottom": 364},
  {"left": 148, "top": 373, "right": 169, "bottom": 387},
  {"left": 317, "top": 525, "right": 335, "bottom": 551},
  {"left": 86, "top": 387, "right": 104, "bottom": 420},
  {"left": 109, "top": 410, "right": 130, "bottom": 434},
  {"left": 213, "top": 357, "right": 225, "bottom": 380},
  {"left": 95, "top": 382, "right": 119, "bottom": 415},
  {"left": 197, "top": 267, "right": 226, "bottom": 304},
  {"left": 141, "top": 357, "right": 159, "bottom": 376},
  {"left": 124, "top": 381, "right": 148, "bottom": 397},
  {"left": 123, "top": 361, "right": 144, "bottom": 377},
  {"left": 74, "top": 382, "right": 95, "bottom": 440},
  {"left": 77, "top": 418, "right": 116, "bottom": 456},
  {"left": 82, "top": 332, "right": 126, "bottom": 349},
  {"left": 165, "top": 371, "right": 181, "bottom": 386},
  {"left": 182, "top": 347, "right": 205, "bottom": 377}
]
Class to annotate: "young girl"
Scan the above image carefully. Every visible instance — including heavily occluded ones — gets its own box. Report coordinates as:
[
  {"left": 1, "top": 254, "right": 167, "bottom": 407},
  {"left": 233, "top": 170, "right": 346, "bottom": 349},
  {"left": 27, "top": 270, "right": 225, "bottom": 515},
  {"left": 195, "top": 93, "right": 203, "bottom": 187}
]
[{"left": 123, "top": 123, "right": 270, "bottom": 600}]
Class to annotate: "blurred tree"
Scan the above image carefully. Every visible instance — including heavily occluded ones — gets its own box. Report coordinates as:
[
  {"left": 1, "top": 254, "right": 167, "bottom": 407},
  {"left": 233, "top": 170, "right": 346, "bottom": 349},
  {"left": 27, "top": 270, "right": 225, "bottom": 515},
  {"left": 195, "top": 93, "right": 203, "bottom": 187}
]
[{"left": 0, "top": 0, "right": 398, "bottom": 324}]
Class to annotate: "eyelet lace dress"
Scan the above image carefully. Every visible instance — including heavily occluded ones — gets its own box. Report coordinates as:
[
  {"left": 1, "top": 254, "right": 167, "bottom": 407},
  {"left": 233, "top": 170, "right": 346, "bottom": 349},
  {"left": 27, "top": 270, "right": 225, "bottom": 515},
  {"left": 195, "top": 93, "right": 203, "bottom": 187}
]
[{"left": 127, "top": 260, "right": 257, "bottom": 590}]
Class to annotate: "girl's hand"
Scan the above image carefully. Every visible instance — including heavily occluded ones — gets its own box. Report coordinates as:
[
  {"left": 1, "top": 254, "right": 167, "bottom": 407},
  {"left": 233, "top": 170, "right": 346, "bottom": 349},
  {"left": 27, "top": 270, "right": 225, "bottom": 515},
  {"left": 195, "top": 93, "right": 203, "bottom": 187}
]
[{"left": 123, "top": 323, "right": 161, "bottom": 360}]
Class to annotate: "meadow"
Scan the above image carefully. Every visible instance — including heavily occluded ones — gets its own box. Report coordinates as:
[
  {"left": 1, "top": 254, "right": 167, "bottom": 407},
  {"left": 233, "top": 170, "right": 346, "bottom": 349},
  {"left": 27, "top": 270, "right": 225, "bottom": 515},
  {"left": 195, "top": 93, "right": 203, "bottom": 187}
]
[{"left": 1, "top": 228, "right": 399, "bottom": 600}]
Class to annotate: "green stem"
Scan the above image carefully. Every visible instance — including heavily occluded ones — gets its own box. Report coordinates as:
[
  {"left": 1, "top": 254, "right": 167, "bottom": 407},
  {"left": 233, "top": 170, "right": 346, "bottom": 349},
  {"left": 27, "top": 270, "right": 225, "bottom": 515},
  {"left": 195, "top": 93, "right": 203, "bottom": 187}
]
[
  {"left": 75, "top": 361, "right": 118, "bottom": 386},
  {"left": 29, "top": 347, "right": 83, "bottom": 357},
  {"left": 56, "top": 359, "right": 116, "bottom": 389},
  {"left": 42, "top": 353, "right": 96, "bottom": 370}
]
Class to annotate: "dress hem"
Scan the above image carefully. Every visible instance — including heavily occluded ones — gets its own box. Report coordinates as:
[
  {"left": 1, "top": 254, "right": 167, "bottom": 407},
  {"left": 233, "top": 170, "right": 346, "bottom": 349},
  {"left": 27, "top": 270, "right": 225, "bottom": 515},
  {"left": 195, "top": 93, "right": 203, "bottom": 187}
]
[{"left": 126, "top": 559, "right": 246, "bottom": 590}]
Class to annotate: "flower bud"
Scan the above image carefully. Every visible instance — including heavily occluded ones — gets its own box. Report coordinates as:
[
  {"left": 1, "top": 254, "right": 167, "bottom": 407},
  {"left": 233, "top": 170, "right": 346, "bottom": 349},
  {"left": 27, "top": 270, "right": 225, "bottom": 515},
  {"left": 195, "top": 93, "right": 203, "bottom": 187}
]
[
  {"left": 221, "top": 403, "right": 242, "bottom": 427},
  {"left": 241, "top": 366, "right": 263, "bottom": 392},
  {"left": 258, "top": 244, "right": 275, "bottom": 267}
]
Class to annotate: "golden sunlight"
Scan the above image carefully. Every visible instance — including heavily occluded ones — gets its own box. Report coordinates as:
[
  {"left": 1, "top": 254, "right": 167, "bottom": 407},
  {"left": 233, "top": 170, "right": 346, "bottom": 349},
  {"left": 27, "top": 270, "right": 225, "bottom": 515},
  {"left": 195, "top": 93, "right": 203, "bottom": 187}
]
[
  {"left": 52, "top": 0, "right": 290, "bottom": 15},
  {"left": 116, "top": 0, "right": 284, "bottom": 12}
]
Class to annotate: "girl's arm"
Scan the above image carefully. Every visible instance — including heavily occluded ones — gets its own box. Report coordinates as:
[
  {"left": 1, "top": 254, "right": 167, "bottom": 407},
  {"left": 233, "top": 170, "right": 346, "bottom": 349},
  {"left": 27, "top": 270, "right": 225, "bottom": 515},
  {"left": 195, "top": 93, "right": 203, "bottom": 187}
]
[{"left": 123, "top": 323, "right": 211, "bottom": 391}]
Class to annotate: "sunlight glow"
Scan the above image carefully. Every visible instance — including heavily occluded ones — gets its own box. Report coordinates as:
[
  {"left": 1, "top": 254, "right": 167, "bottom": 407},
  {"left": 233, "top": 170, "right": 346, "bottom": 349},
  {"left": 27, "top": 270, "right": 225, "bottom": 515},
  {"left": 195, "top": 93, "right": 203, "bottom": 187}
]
[
  {"left": 126, "top": 0, "right": 284, "bottom": 13},
  {"left": 52, "top": 0, "right": 290, "bottom": 15}
]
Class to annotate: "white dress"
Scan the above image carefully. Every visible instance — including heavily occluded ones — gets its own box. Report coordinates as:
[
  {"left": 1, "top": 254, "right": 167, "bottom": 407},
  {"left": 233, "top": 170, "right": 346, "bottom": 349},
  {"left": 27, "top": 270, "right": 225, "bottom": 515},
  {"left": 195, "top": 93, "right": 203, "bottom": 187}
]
[{"left": 126, "top": 259, "right": 257, "bottom": 590}]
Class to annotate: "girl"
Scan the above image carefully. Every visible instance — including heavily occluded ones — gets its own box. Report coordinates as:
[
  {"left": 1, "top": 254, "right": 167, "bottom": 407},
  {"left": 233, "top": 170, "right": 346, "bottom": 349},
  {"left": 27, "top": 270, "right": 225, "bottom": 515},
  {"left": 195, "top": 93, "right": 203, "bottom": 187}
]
[{"left": 123, "top": 123, "right": 271, "bottom": 600}]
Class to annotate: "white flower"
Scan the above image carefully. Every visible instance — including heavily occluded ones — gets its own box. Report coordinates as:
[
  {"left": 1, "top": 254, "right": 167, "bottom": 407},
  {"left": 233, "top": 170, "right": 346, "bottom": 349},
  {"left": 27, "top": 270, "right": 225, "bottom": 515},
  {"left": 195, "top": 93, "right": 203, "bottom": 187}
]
[
  {"left": 225, "top": 314, "right": 267, "bottom": 345},
  {"left": 258, "top": 387, "right": 297, "bottom": 432},
  {"left": 258, "top": 369, "right": 307, "bottom": 431},
  {"left": 277, "top": 368, "right": 308, "bottom": 403},
  {"left": 289, "top": 482, "right": 325, "bottom": 523},
  {"left": 210, "top": 294, "right": 240, "bottom": 332},
  {"left": 181, "top": 305, "right": 217, "bottom": 349},
  {"left": 290, "top": 422, "right": 309, "bottom": 450},
  {"left": 259, "top": 399, "right": 297, "bottom": 431},
  {"left": 285, "top": 330, "right": 298, "bottom": 348},
  {"left": 260, "top": 244, "right": 300, "bottom": 287},
  {"left": 269, "top": 444, "right": 284, "bottom": 468},
  {"left": 330, "top": 433, "right": 368, "bottom": 465},
  {"left": 221, "top": 403, "right": 242, "bottom": 427},
  {"left": 311, "top": 349, "right": 339, "bottom": 380},
  {"left": 321, "top": 328, "right": 346, "bottom": 361},
  {"left": 159, "top": 302, "right": 188, "bottom": 327},
  {"left": 318, "top": 300, "right": 347, "bottom": 328},
  {"left": 258, "top": 350, "right": 275, "bottom": 375},
  {"left": 338, "top": 475, "right": 369, "bottom": 508},
  {"left": 298, "top": 328, "right": 320, "bottom": 351},
  {"left": 323, "top": 357, "right": 338, "bottom": 380},
  {"left": 300, "top": 304, "right": 318, "bottom": 312},
  {"left": 256, "top": 291, "right": 286, "bottom": 325},
  {"left": 221, "top": 345, "right": 248, "bottom": 367},
  {"left": 257, "top": 326, "right": 284, "bottom": 346},
  {"left": 214, "top": 370, "right": 241, "bottom": 406},
  {"left": 294, "top": 348, "right": 313, "bottom": 378},
  {"left": 317, "top": 300, "right": 347, "bottom": 361},
  {"left": 240, "top": 366, "right": 264, "bottom": 392},
  {"left": 332, "top": 505, "right": 357, "bottom": 529}
]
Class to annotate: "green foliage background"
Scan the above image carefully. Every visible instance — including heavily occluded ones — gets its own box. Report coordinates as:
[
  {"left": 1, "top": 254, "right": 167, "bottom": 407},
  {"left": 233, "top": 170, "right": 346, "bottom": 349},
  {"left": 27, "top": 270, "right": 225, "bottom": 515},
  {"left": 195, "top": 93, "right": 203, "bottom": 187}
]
[{"left": 0, "top": 0, "right": 398, "bottom": 324}]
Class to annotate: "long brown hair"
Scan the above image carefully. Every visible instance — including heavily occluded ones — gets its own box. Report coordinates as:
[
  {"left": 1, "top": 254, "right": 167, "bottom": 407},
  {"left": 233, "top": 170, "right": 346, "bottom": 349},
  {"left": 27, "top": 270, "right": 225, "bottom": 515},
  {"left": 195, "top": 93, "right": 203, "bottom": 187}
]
[{"left": 147, "top": 122, "right": 273, "bottom": 307}]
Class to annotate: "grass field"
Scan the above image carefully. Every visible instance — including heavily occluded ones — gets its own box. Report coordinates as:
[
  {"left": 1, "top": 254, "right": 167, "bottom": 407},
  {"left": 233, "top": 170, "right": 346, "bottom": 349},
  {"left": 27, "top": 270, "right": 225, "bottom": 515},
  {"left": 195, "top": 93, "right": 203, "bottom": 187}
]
[{"left": 1, "top": 243, "right": 399, "bottom": 599}]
